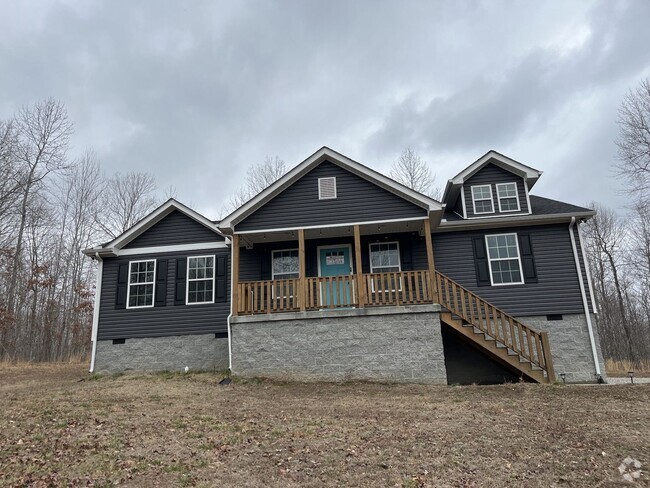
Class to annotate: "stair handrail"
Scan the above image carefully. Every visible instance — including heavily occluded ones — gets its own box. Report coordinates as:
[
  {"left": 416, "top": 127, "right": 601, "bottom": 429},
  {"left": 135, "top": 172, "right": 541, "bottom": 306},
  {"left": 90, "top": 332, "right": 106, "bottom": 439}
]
[{"left": 435, "top": 270, "right": 555, "bottom": 382}]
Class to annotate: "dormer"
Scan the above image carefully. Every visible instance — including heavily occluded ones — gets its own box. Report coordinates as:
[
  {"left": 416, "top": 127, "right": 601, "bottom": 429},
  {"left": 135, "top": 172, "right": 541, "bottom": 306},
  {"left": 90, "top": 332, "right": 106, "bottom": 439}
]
[{"left": 442, "top": 150, "right": 542, "bottom": 220}]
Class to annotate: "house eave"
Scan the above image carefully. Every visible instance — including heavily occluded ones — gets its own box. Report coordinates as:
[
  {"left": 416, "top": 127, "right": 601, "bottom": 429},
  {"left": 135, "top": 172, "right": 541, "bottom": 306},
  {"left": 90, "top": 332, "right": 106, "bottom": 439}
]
[{"left": 437, "top": 211, "right": 596, "bottom": 232}]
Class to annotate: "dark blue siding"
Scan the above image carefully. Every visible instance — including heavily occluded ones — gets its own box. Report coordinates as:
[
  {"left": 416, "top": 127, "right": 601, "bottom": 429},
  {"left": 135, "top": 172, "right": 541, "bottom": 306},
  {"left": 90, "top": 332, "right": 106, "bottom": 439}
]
[
  {"left": 464, "top": 163, "right": 529, "bottom": 218},
  {"left": 98, "top": 248, "right": 230, "bottom": 340},
  {"left": 124, "top": 210, "right": 223, "bottom": 248},
  {"left": 432, "top": 223, "right": 592, "bottom": 316},
  {"left": 235, "top": 161, "right": 427, "bottom": 231}
]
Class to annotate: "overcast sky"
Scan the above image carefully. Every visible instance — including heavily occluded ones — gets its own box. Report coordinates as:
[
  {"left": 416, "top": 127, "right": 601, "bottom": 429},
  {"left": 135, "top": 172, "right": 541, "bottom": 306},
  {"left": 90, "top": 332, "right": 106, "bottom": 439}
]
[{"left": 1, "top": 1, "right": 649, "bottom": 218}]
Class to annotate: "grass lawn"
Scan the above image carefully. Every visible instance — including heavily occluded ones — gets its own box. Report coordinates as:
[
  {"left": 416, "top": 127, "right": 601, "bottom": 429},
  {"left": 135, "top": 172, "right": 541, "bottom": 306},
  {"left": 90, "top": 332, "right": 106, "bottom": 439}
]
[{"left": 1, "top": 364, "right": 648, "bottom": 487}]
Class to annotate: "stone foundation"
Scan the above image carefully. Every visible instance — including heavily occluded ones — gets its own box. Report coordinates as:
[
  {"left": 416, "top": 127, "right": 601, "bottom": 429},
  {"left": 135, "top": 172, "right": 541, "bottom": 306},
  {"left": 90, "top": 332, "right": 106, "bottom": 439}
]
[
  {"left": 516, "top": 313, "right": 606, "bottom": 383},
  {"left": 94, "top": 334, "right": 229, "bottom": 374},
  {"left": 231, "top": 304, "right": 447, "bottom": 383}
]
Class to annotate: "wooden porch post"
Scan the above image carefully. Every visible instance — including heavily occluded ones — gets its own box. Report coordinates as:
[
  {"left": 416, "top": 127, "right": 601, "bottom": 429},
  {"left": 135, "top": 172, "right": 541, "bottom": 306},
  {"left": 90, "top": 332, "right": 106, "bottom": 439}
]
[
  {"left": 232, "top": 234, "right": 240, "bottom": 316},
  {"left": 298, "top": 229, "right": 306, "bottom": 312},
  {"left": 353, "top": 225, "right": 364, "bottom": 308},
  {"left": 423, "top": 219, "right": 438, "bottom": 302}
]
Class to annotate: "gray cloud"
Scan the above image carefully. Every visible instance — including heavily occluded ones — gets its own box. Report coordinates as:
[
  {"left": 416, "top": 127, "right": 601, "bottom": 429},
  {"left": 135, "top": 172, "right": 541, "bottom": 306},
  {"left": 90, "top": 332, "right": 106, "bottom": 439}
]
[{"left": 1, "top": 0, "right": 648, "bottom": 217}]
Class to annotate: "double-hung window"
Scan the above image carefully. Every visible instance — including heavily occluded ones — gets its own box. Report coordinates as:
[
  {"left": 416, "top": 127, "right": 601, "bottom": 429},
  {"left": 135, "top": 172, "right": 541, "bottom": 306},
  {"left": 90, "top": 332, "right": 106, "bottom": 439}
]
[
  {"left": 485, "top": 233, "right": 524, "bottom": 285},
  {"left": 187, "top": 255, "right": 215, "bottom": 304},
  {"left": 496, "top": 182, "right": 520, "bottom": 212},
  {"left": 369, "top": 242, "right": 401, "bottom": 292},
  {"left": 471, "top": 185, "right": 494, "bottom": 214},
  {"left": 272, "top": 249, "right": 299, "bottom": 299},
  {"left": 127, "top": 259, "right": 156, "bottom": 308}
]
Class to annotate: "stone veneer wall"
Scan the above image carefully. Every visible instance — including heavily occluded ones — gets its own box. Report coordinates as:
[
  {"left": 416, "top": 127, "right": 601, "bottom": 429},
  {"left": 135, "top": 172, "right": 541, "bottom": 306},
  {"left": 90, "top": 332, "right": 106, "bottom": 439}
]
[
  {"left": 231, "top": 305, "right": 446, "bottom": 383},
  {"left": 94, "top": 334, "right": 229, "bottom": 374},
  {"left": 516, "top": 313, "right": 606, "bottom": 383}
]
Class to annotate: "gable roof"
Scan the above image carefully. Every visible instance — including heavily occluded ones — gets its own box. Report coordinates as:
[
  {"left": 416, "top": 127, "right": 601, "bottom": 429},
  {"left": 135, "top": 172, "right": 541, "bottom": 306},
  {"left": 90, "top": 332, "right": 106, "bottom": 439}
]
[
  {"left": 442, "top": 150, "right": 543, "bottom": 204},
  {"left": 82, "top": 198, "right": 224, "bottom": 257},
  {"left": 218, "top": 146, "right": 444, "bottom": 233}
]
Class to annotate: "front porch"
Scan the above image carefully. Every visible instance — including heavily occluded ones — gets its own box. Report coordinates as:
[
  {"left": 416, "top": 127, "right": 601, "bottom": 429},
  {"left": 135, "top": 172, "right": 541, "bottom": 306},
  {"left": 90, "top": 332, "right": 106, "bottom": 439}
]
[{"left": 231, "top": 220, "right": 438, "bottom": 316}]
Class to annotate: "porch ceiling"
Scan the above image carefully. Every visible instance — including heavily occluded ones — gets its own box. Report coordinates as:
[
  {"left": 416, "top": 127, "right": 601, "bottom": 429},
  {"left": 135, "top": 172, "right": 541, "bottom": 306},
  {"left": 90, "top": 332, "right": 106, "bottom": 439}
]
[{"left": 237, "top": 218, "right": 427, "bottom": 245}]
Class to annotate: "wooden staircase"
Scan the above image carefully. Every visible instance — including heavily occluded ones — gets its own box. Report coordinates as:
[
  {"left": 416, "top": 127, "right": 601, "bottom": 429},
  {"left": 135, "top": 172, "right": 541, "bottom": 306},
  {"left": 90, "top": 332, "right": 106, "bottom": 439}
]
[{"left": 435, "top": 271, "right": 556, "bottom": 384}]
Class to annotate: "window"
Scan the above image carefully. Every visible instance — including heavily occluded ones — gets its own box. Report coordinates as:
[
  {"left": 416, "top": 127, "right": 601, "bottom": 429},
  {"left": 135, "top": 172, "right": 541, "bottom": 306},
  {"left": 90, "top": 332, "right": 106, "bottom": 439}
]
[
  {"left": 127, "top": 259, "right": 156, "bottom": 308},
  {"left": 369, "top": 242, "right": 401, "bottom": 292},
  {"left": 485, "top": 234, "right": 524, "bottom": 285},
  {"left": 496, "top": 182, "right": 521, "bottom": 212},
  {"left": 187, "top": 255, "right": 215, "bottom": 304},
  {"left": 369, "top": 242, "right": 401, "bottom": 273},
  {"left": 272, "top": 249, "right": 299, "bottom": 279},
  {"left": 318, "top": 177, "right": 337, "bottom": 200},
  {"left": 471, "top": 185, "right": 494, "bottom": 214}
]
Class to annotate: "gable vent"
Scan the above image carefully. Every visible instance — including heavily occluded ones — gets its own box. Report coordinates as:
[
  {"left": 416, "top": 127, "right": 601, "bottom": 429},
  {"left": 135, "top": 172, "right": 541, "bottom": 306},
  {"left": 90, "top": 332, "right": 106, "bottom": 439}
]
[{"left": 318, "top": 177, "right": 337, "bottom": 200}]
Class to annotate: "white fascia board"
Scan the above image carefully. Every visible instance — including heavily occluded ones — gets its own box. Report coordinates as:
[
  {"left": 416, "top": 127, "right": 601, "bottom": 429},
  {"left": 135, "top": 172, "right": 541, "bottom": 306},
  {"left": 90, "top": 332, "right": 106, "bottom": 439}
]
[
  {"left": 89, "top": 241, "right": 229, "bottom": 258},
  {"left": 234, "top": 216, "right": 428, "bottom": 235},
  {"left": 436, "top": 211, "right": 596, "bottom": 232},
  {"left": 449, "top": 150, "right": 542, "bottom": 186},
  {"left": 218, "top": 147, "right": 443, "bottom": 232},
  {"left": 102, "top": 199, "right": 223, "bottom": 250}
]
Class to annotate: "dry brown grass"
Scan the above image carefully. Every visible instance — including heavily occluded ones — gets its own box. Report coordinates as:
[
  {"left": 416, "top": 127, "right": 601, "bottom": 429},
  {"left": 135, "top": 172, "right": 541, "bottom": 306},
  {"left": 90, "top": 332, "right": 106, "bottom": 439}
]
[
  {"left": 1, "top": 364, "right": 649, "bottom": 487},
  {"left": 606, "top": 358, "right": 650, "bottom": 377}
]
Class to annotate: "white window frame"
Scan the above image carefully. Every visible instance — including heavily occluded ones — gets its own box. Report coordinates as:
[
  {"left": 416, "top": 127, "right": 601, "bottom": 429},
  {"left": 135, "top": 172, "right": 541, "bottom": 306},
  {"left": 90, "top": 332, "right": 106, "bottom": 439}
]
[
  {"left": 369, "top": 241, "right": 402, "bottom": 292},
  {"left": 186, "top": 255, "right": 216, "bottom": 305},
  {"left": 485, "top": 233, "right": 525, "bottom": 286},
  {"left": 126, "top": 259, "right": 156, "bottom": 309},
  {"left": 271, "top": 248, "right": 300, "bottom": 300},
  {"left": 471, "top": 184, "right": 495, "bottom": 215},
  {"left": 318, "top": 176, "right": 337, "bottom": 200},
  {"left": 495, "top": 182, "right": 521, "bottom": 213}
]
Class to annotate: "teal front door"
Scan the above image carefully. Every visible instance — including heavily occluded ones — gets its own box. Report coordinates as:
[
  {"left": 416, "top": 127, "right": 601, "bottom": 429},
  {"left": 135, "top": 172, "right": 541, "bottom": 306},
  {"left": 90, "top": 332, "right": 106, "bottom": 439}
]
[{"left": 319, "top": 246, "right": 353, "bottom": 307}]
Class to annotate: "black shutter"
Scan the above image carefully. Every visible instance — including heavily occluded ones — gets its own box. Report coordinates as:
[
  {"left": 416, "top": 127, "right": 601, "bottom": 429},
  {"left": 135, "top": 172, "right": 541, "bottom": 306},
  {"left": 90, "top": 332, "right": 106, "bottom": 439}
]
[
  {"left": 472, "top": 236, "right": 491, "bottom": 287},
  {"left": 215, "top": 255, "right": 227, "bottom": 302},
  {"left": 174, "top": 258, "right": 186, "bottom": 305},
  {"left": 361, "top": 242, "right": 370, "bottom": 274},
  {"left": 260, "top": 248, "right": 272, "bottom": 280},
  {"left": 401, "top": 239, "right": 413, "bottom": 271},
  {"left": 155, "top": 260, "right": 168, "bottom": 307},
  {"left": 518, "top": 233, "right": 538, "bottom": 283},
  {"left": 116, "top": 263, "right": 128, "bottom": 309}
]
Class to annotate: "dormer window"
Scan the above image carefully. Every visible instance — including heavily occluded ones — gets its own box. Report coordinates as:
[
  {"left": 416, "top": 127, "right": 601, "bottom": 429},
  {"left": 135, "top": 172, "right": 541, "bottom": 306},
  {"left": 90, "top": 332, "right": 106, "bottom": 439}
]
[
  {"left": 318, "top": 177, "right": 337, "bottom": 200},
  {"left": 496, "top": 182, "right": 520, "bottom": 212},
  {"left": 471, "top": 185, "right": 494, "bottom": 214}
]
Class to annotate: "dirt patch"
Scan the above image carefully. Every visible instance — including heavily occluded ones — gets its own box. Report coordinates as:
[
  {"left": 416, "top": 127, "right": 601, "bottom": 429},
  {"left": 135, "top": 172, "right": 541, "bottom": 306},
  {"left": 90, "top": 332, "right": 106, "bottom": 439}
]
[{"left": 1, "top": 364, "right": 649, "bottom": 487}]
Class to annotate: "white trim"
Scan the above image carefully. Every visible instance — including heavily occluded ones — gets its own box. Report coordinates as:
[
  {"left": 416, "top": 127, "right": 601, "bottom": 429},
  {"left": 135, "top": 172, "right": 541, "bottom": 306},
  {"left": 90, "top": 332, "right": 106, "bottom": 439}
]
[
  {"left": 126, "top": 259, "right": 156, "bottom": 309},
  {"left": 219, "top": 146, "right": 442, "bottom": 230},
  {"left": 89, "top": 199, "right": 223, "bottom": 253},
  {"left": 485, "top": 233, "right": 525, "bottom": 286},
  {"left": 186, "top": 255, "right": 216, "bottom": 305},
  {"left": 317, "top": 244, "right": 354, "bottom": 277},
  {"left": 577, "top": 221, "right": 598, "bottom": 314},
  {"left": 89, "top": 254, "right": 103, "bottom": 373},
  {"left": 436, "top": 211, "right": 596, "bottom": 232},
  {"left": 227, "top": 242, "right": 234, "bottom": 371},
  {"left": 318, "top": 176, "right": 337, "bottom": 200},
  {"left": 495, "top": 182, "right": 521, "bottom": 213},
  {"left": 450, "top": 150, "right": 542, "bottom": 186},
  {"left": 460, "top": 184, "right": 467, "bottom": 219},
  {"left": 471, "top": 184, "right": 495, "bottom": 215},
  {"left": 115, "top": 241, "right": 228, "bottom": 257},
  {"left": 271, "top": 248, "right": 300, "bottom": 280},
  {"left": 234, "top": 216, "right": 428, "bottom": 235},
  {"left": 569, "top": 217, "right": 601, "bottom": 377},
  {"left": 524, "top": 179, "right": 533, "bottom": 215}
]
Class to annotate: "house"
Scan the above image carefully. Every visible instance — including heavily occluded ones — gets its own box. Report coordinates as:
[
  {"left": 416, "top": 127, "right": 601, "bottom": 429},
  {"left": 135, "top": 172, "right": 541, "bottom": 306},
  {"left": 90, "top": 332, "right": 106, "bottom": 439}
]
[{"left": 83, "top": 147, "right": 605, "bottom": 384}]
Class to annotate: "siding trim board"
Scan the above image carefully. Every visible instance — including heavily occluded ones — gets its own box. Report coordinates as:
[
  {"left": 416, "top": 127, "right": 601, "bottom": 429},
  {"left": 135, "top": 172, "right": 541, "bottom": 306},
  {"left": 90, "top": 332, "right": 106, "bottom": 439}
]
[{"left": 234, "top": 216, "right": 427, "bottom": 235}]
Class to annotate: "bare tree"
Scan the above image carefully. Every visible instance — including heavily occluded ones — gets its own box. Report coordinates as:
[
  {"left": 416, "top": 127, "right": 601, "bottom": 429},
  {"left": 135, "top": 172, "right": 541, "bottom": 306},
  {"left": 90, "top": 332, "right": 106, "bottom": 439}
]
[
  {"left": 616, "top": 78, "right": 650, "bottom": 199},
  {"left": 228, "top": 155, "right": 286, "bottom": 211},
  {"left": 7, "top": 99, "right": 73, "bottom": 314},
  {"left": 390, "top": 148, "right": 440, "bottom": 199},
  {"left": 96, "top": 171, "right": 158, "bottom": 238}
]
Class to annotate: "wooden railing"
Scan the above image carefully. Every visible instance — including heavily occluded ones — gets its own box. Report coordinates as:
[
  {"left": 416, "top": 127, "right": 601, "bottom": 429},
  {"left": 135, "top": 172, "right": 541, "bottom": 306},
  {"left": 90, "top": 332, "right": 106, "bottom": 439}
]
[
  {"left": 435, "top": 271, "right": 555, "bottom": 381},
  {"left": 362, "top": 270, "right": 433, "bottom": 307},
  {"left": 236, "top": 270, "right": 434, "bottom": 315}
]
